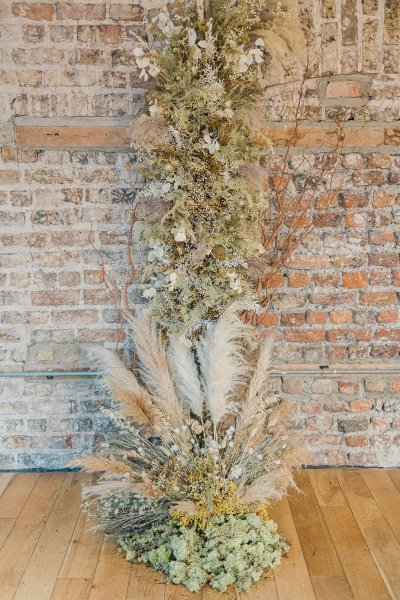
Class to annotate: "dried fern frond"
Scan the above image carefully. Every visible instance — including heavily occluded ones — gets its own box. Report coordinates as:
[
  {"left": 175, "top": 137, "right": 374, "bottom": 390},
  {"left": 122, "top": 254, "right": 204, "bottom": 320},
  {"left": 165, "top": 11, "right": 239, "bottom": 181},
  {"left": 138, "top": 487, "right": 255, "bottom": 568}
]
[
  {"left": 240, "top": 471, "right": 284, "bottom": 504},
  {"left": 73, "top": 456, "right": 133, "bottom": 476},
  {"left": 196, "top": 306, "right": 250, "bottom": 425},
  {"left": 126, "top": 311, "right": 186, "bottom": 430},
  {"left": 167, "top": 337, "right": 204, "bottom": 417},
  {"left": 256, "top": 0, "right": 306, "bottom": 66},
  {"left": 107, "top": 380, "right": 163, "bottom": 430},
  {"left": 84, "top": 345, "right": 163, "bottom": 429},
  {"left": 236, "top": 337, "right": 274, "bottom": 434}
]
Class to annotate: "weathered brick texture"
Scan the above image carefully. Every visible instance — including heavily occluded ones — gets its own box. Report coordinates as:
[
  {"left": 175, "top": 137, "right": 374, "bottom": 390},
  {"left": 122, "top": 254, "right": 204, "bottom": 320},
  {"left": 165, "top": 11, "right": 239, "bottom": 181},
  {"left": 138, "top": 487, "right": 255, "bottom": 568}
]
[{"left": 0, "top": 0, "right": 399, "bottom": 469}]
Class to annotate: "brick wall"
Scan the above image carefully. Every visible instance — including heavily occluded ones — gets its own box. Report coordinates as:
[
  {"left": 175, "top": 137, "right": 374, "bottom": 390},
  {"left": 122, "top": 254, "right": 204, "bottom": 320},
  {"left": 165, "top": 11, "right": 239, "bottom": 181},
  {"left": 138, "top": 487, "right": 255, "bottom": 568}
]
[{"left": 0, "top": 0, "right": 399, "bottom": 469}]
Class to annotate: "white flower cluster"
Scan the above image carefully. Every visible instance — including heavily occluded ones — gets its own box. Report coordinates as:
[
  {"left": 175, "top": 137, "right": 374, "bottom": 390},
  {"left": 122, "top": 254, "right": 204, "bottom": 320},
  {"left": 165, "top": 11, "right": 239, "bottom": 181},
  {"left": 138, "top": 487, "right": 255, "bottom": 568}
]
[
  {"left": 133, "top": 47, "right": 160, "bottom": 81},
  {"left": 236, "top": 38, "right": 265, "bottom": 73}
]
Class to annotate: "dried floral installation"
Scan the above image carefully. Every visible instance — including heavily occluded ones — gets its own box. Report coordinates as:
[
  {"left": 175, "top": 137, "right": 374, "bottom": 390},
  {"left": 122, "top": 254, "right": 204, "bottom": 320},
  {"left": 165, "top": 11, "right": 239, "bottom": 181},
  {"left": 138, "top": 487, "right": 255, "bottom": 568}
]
[
  {"left": 75, "top": 0, "right": 319, "bottom": 594},
  {"left": 77, "top": 306, "right": 308, "bottom": 592}
]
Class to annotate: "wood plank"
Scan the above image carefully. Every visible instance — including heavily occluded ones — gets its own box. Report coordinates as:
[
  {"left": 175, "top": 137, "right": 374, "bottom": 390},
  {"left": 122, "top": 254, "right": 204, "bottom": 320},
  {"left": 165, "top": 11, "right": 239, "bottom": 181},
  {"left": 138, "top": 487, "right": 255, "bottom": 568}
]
[
  {"left": 203, "top": 586, "right": 235, "bottom": 599},
  {"left": 14, "top": 473, "right": 82, "bottom": 600},
  {"left": 240, "top": 573, "right": 279, "bottom": 600},
  {"left": 59, "top": 511, "right": 103, "bottom": 579},
  {"left": 88, "top": 539, "right": 131, "bottom": 600},
  {"left": 311, "top": 576, "right": 354, "bottom": 600},
  {"left": 0, "top": 473, "right": 65, "bottom": 600},
  {"left": 308, "top": 470, "right": 347, "bottom": 507},
  {"left": 51, "top": 579, "right": 92, "bottom": 600},
  {"left": 127, "top": 563, "right": 165, "bottom": 600},
  {"left": 0, "top": 518, "right": 14, "bottom": 549},
  {"left": 268, "top": 498, "right": 316, "bottom": 600},
  {"left": 0, "top": 474, "right": 14, "bottom": 497},
  {"left": 288, "top": 471, "right": 345, "bottom": 578},
  {"left": 165, "top": 582, "right": 202, "bottom": 600},
  {"left": 362, "top": 470, "right": 400, "bottom": 543},
  {"left": 337, "top": 470, "right": 400, "bottom": 599},
  {"left": 388, "top": 470, "right": 400, "bottom": 494},
  {"left": 0, "top": 473, "right": 39, "bottom": 518},
  {"left": 322, "top": 505, "right": 391, "bottom": 600}
]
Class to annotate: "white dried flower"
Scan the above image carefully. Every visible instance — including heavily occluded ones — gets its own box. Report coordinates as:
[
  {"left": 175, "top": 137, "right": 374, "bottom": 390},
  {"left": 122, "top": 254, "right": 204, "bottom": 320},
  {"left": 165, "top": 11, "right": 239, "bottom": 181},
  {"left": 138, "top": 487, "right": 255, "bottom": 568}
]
[
  {"left": 188, "top": 28, "right": 197, "bottom": 46},
  {"left": 173, "top": 227, "right": 186, "bottom": 242},
  {"left": 143, "top": 287, "right": 157, "bottom": 299},
  {"left": 203, "top": 133, "right": 220, "bottom": 154}
]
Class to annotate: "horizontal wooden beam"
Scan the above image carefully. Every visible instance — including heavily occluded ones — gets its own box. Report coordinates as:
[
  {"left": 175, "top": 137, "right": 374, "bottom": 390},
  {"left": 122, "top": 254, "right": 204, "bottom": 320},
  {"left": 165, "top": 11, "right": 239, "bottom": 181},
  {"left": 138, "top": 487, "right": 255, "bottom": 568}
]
[{"left": 13, "top": 118, "right": 400, "bottom": 151}]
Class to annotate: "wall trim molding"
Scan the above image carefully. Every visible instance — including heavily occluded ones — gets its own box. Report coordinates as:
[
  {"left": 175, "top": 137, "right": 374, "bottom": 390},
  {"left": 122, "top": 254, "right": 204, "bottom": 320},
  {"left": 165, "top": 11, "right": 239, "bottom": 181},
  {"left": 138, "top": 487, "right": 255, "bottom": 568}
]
[{"left": 13, "top": 117, "right": 400, "bottom": 152}]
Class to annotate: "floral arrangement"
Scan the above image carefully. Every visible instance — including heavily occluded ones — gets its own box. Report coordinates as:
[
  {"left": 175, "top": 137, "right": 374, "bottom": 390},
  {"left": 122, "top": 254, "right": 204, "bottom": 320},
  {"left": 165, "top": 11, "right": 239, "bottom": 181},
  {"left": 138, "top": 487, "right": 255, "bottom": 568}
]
[
  {"left": 76, "top": 0, "right": 311, "bottom": 594},
  {"left": 130, "top": 0, "right": 303, "bottom": 338},
  {"left": 76, "top": 306, "right": 307, "bottom": 592}
]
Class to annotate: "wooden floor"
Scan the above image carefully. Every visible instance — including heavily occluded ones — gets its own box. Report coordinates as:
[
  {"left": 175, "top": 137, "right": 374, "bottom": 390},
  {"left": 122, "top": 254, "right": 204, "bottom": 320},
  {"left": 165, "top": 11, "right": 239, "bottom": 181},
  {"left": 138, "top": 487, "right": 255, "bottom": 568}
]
[{"left": 0, "top": 471, "right": 399, "bottom": 600}]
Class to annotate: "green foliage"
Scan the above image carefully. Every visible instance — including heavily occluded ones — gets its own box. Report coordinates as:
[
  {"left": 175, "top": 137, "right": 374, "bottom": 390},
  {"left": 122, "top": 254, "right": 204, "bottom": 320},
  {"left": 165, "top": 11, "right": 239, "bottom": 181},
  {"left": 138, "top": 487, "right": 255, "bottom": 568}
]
[
  {"left": 132, "top": 0, "right": 298, "bottom": 337},
  {"left": 119, "top": 513, "right": 289, "bottom": 593}
]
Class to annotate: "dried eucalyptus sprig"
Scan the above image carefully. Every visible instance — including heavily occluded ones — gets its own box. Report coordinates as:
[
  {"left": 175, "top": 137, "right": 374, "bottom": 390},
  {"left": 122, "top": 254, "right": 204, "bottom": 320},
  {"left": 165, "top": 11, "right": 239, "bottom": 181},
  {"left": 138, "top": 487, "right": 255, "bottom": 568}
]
[{"left": 129, "top": 0, "right": 304, "bottom": 336}]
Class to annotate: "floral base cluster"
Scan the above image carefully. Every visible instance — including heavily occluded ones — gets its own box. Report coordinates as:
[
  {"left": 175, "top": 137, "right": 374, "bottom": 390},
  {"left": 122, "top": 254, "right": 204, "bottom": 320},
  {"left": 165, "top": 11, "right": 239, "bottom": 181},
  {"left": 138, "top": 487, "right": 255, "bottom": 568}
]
[{"left": 119, "top": 513, "right": 289, "bottom": 593}]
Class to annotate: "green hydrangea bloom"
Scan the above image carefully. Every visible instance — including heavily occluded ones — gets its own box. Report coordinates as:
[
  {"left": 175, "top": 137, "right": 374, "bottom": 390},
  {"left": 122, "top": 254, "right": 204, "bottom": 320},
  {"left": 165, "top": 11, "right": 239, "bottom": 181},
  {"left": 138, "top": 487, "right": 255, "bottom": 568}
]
[{"left": 119, "top": 513, "right": 289, "bottom": 593}]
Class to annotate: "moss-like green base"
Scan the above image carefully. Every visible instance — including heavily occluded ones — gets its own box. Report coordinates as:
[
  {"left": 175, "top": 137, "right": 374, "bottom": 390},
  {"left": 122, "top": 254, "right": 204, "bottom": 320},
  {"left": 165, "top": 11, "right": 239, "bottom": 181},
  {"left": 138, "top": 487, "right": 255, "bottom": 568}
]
[{"left": 118, "top": 513, "right": 289, "bottom": 593}]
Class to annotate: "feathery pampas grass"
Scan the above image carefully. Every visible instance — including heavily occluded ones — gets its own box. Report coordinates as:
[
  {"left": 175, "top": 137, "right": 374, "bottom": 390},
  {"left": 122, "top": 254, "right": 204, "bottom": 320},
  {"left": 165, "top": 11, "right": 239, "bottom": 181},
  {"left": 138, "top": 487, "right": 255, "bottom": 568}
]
[{"left": 75, "top": 308, "right": 310, "bottom": 592}]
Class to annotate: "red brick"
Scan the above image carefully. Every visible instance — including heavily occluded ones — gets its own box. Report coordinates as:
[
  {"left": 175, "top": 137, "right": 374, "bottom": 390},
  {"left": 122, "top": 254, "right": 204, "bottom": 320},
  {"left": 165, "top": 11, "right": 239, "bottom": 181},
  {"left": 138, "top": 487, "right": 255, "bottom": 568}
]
[
  {"left": 343, "top": 272, "right": 367, "bottom": 288},
  {"left": 378, "top": 310, "right": 398, "bottom": 323},
  {"left": 330, "top": 310, "right": 353, "bottom": 324},
  {"left": 58, "top": 272, "right": 80, "bottom": 286},
  {"left": 361, "top": 291, "right": 397, "bottom": 306},
  {"left": 0, "top": 170, "right": 20, "bottom": 184},
  {"left": 342, "top": 154, "right": 365, "bottom": 169},
  {"left": 257, "top": 311, "right": 278, "bottom": 327},
  {"left": 83, "top": 290, "right": 111, "bottom": 305},
  {"left": 365, "top": 379, "right": 386, "bottom": 392},
  {"left": 51, "top": 310, "right": 98, "bottom": 325},
  {"left": 288, "top": 273, "right": 311, "bottom": 287},
  {"left": 31, "top": 291, "right": 80, "bottom": 306},
  {"left": 392, "top": 381, "right": 400, "bottom": 393},
  {"left": 338, "top": 381, "right": 358, "bottom": 394},
  {"left": 369, "top": 231, "right": 395, "bottom": 246},
  {"left": 307, "top": 311, "right": 327, "bottom": 325},
  {"left": 345, "top": 211, "right": 366, "bottom": 228},
  {"left": 285, "top": 330, "right": 325, "bottom": 343},
  {"left": 373, "top": 191, "right": 397, "bottom": 207},
  {"left": 326, "top": 80, "right": 362, "bottom": 98},
  {"left": 369, "top": 253, "right": 398, "bottom": 267},
  {"left": 269, "top": 274, "right": 285, "bottom": 288},
  {"left": 12, "top": 2, "right": 54, "bottom": 20},
  {"left": 77, "top": 329, "right": 125, "bottom": 342},
  {"left": 315, "top": 274, "right": 340, "bottom": 287},
  {"left": 353, "top": 171, "right": 387, "bottom": 186},
  {"left": 345, "top": 435, "right": 368, "bottom": 447},
  {"left": 70, "top": 50, "right": 105, "bottom": 65},
  {"left": 314, "top": 212, "right": 341, "bottom": 228},
  {"left": 376, "top": 329, "right": 400, "bottom": 341},
  {"left": 99, "top": 25, "right": 123, "bottom": 44},
  {"left": 283, "top": 379, "right": 304, "bottom": 394},
  {"left": 371, "top": 344, "right": 398, "bottom": 359},
  {"left": 301, "top": 403, "right": 322, "bottom": 414},
  {"left": 367, "top": 154, "right": 391, "bottom": 169},
  {"left": 289, "top": 255, "right": 330, "bottom": 270},
  {"left": 369, "top": 272, "right": 393, "bottom": 286},
  {"left": 311, "top": 291, "right": 357, "bottom": 306},
  {"left": 109, "top": 4, "right": 143, "bottom": 20},
  {"left": 1, "top": 148, "right": 18, "bottom": 162},
  {"left": 350, "top": 400, "right": 372, "bottom": 412},
  {"left": 84, "top": 270, "right": 103, "bottom": 285},
  {"left": 56, "top": 3, "right": 106, "bottom": 20},
  {"left": 340, "top": 192, "right": 369, "bottom": 208},
  {"left": 316, "top": 193, "right": 338, "bottom": 208},
  {"left": 281, "top": 312, "right": 305, "bottom": 327}
]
